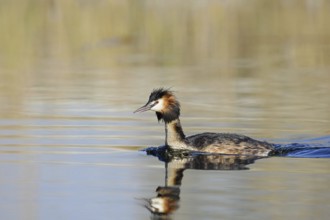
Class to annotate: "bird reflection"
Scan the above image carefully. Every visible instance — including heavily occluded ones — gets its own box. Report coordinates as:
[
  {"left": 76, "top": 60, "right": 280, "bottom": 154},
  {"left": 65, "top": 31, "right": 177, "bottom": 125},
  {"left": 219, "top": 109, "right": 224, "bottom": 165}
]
[{"left": 143, "top": 146, "right": 265, "bottom": 219}]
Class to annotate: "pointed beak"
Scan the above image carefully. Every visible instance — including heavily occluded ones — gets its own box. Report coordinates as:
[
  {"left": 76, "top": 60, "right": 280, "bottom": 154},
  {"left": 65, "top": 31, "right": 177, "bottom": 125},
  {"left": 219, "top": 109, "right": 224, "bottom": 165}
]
[{"left": 134, "top": 103, "right": 151, "bottom": 113}]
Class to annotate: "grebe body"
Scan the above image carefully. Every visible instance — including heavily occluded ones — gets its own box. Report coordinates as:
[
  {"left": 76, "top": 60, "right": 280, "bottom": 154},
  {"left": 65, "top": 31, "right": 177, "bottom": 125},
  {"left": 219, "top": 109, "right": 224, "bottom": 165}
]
[{"left": 134, "top": 88, "right": 274, "bottom": 156}]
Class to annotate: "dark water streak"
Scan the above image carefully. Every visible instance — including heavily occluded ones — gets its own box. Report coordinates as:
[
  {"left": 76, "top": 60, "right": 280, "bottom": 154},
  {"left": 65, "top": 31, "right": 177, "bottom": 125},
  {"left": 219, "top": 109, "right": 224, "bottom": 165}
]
[{"left": 144, "top": 135, "right": 330, "bottom": 160}]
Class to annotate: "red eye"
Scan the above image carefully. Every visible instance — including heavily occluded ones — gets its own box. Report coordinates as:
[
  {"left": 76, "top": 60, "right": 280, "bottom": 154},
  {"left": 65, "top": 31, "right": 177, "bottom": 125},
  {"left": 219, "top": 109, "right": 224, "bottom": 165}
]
[{"left": 150, "top": 100, "right": 158, "bottom": 108}]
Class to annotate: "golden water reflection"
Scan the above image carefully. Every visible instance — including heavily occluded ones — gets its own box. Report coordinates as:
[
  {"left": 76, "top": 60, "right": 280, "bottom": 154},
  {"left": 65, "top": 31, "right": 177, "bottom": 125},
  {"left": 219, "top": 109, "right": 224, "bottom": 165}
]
[{"left": 0, "top": 0, "right": 329, "bottom": 140}]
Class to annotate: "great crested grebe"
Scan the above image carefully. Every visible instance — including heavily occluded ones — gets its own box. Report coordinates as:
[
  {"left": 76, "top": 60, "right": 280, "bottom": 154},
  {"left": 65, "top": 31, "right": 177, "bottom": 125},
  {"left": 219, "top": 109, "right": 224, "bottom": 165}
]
[{"left": 134, "top": 88, "right": 274, "bottom": 156}]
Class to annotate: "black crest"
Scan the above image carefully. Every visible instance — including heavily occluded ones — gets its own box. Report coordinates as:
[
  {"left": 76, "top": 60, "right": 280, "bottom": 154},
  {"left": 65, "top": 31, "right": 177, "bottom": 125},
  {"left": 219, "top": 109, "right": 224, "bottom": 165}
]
[{"left": 148, "top": 88, "right": 172, "bottom": 103}]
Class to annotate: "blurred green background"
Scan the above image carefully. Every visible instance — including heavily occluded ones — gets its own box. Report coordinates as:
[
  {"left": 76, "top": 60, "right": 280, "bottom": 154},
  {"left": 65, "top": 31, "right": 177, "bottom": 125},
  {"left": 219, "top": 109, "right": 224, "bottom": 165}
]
[{"left": 2, "top": 0, "right": 330, "bottom": 68}]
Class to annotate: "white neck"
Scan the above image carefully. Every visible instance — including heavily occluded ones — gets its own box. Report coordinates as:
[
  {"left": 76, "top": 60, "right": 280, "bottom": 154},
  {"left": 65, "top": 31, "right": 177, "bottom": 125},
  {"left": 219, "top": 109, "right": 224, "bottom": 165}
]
[{"left": 165, "top": 118, "right": 188, "bottom": 150}]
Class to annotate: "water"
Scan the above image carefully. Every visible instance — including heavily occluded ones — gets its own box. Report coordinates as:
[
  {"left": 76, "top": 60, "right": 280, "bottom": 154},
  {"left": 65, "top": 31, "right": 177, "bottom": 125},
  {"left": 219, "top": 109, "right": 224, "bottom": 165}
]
[{"left": 1, "top": 1, "right": 330, "bottom": 219}]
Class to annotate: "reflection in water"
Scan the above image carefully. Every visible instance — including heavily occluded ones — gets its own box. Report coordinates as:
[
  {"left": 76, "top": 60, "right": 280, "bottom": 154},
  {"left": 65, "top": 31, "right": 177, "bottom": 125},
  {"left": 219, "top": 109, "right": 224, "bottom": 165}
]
[{"left": 143, "top": 147, "right": 264, "bottom": 218}]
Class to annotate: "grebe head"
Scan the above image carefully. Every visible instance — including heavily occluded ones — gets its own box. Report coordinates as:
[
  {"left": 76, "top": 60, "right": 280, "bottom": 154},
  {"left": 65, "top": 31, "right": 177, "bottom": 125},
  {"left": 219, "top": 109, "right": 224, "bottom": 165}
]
[{"left": 134, "top": 88, "right": 180, "bottom": 123}]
